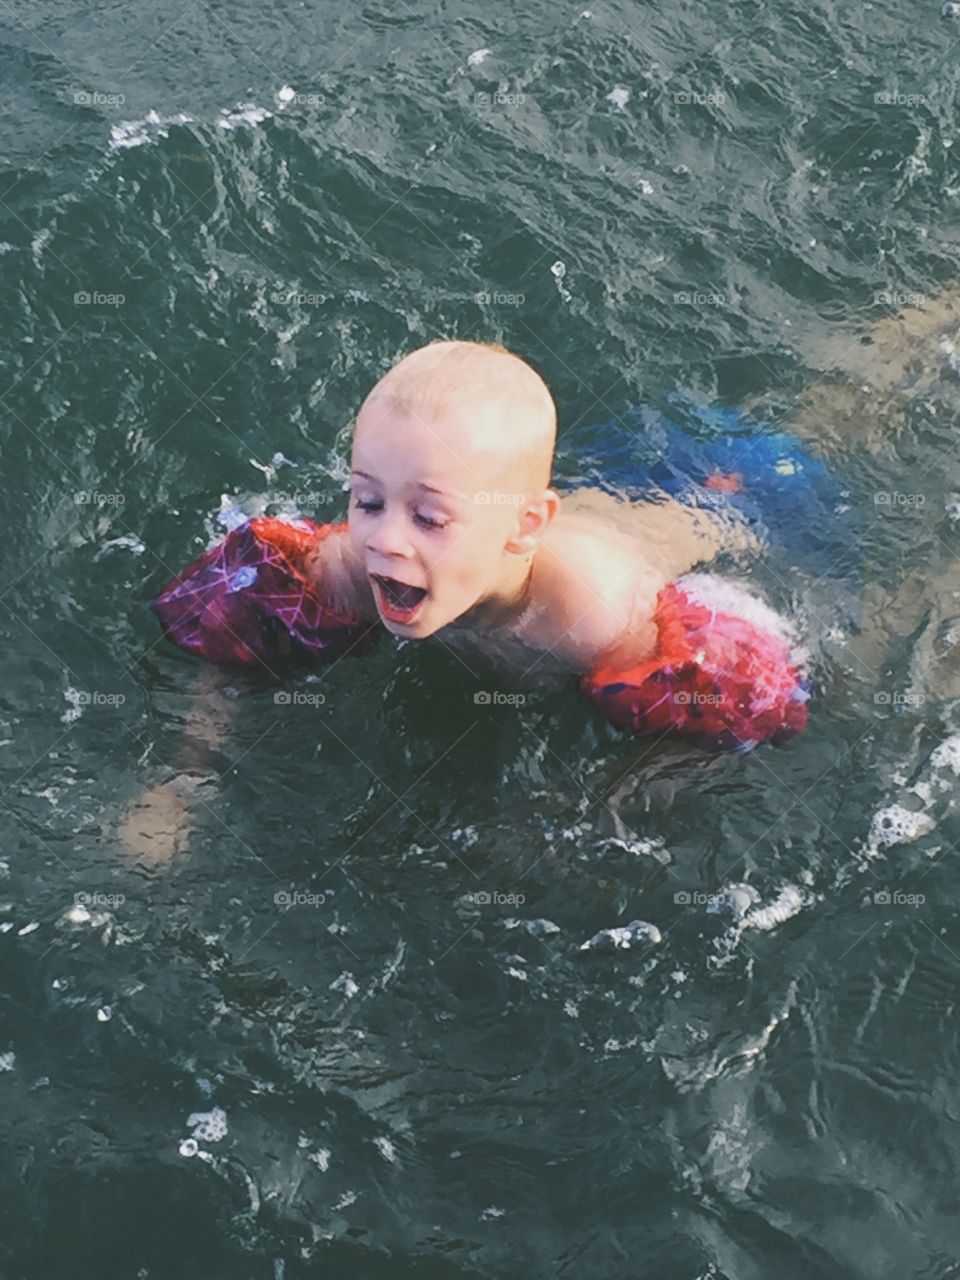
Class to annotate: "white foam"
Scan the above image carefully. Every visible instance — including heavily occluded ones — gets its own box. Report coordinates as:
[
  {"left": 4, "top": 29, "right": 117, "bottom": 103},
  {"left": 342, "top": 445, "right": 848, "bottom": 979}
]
[
  {"left": 940, "top": 333, "right": 960, "bottom": 376},
  {"left": 580, "top": 919, "right": 662, "bottom": 951},
  {"left": 677, "top": 574, "right": 796, "bottom": 647},
  {"left": 94, "top": 535, "right": 146, "bottom": 559},
  {"left": 467, "top": 48, "right": 491, "bottom": 65},
  {"left": 742, "top": 884, "right": 804, "bottom": 931},
  {"left": 330, "top": 972, "right": 359, "bottom": 998},
  {"left": 109, "top": 97, "right": 275, "bottom": 151},
  {"left": 187, "top": 1106, "right": 228, "bottom": 1143},
  {"left": 606, "top": 86, "right": 631, "bottom": 109},
  {"left": 61, "top": 686, "right": 86, "bottom": 725},
  {"left": 217, "top": 103, "right": 272, "bottom": 131},
  {"left": 504, "top": 917, "right": 560, "bottom": 937},
  {"left": 712, "top": 882, "right": 760, "bottom": 919},
  {"left": 869, "top": 803, "right": 935, "bottom": 849},
  {"left": 109, "top": 110, "right": 194, "bottom": 151},
  {"left": 216, "top": 495, "right": 250, "bottom": 531},
  {"left": 373, "top": 1136, "right": 397, "bottom": 1163},
  {"left": 551, "top": 260, "right": 572, "bottom": 302},
  {"left": 0, "top": 1051, "right": 15, "bottom": 1072},
  {"left": 931, "top": 735, "right": 960, "bottom": 776}
]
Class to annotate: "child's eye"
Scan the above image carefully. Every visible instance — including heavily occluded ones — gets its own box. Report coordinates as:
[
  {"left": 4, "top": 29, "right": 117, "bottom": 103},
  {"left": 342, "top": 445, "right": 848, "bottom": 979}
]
[
  {"left": 353, "top": 498, "right": 382, "bottom": 514},
  {"left": 415, "top": 513, "right": 448, "bottom": 530}
]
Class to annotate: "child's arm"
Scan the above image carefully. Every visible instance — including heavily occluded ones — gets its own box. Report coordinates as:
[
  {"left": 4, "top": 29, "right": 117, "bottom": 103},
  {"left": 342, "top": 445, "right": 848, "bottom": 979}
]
[
  {"left": 122, "top": 521, "right": 376, "bottom": 863},
  {"left": 118, "top": 665, "right": 237, "bottom": 864}
]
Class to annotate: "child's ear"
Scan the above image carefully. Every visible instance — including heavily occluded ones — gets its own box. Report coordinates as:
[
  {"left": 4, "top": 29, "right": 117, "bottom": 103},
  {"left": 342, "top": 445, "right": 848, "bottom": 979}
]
[{"left": 505, "top": 489, "right": 560, "bottom": 554}]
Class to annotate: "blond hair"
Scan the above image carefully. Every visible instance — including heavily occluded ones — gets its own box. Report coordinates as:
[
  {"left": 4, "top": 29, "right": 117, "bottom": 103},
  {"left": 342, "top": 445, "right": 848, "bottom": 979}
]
[{"left": 361, "top": 340, "right": 557, "bottom": 488}]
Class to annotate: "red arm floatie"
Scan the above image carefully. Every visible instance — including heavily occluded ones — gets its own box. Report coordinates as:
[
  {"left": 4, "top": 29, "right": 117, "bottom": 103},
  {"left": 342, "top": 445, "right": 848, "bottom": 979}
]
[
  {"left": 151, "top": 517, "right": 377, "bottom": 670},
  {"left": 580, "top": 574, "right": 810, "bottom": 750}
]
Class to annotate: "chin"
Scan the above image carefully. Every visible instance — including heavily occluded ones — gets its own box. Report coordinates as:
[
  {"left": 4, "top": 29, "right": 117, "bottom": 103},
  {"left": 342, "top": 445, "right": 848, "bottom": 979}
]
[{"left": 380, "top": 611, "right": 440, "bottom": 639}]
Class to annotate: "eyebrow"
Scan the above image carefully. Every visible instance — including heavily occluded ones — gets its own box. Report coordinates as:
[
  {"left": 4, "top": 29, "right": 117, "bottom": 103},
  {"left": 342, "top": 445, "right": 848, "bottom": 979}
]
[{"left": 350, "top": 470, "right": 467, "bottom": 501}]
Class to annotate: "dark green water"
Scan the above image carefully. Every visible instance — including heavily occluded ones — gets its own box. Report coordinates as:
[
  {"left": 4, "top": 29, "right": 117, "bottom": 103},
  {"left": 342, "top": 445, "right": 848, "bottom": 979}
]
[{"left": 4, "top": 1, "right": 960, "bottom": 1276}]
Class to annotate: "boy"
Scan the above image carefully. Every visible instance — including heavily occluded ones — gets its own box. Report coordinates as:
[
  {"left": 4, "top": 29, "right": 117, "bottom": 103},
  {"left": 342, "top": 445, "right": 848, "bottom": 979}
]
[
  {"left": 120, "top": 339, "right": 805, "bottom": 862},
  {"left": 309, "top": 339, "right": 746, "bottom": 680}
]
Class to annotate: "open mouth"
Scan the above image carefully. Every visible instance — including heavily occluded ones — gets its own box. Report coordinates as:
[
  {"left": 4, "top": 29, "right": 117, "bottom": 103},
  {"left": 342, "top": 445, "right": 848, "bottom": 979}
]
[{"left": 370, "top": 573, "right": 429, "bottom": 625}]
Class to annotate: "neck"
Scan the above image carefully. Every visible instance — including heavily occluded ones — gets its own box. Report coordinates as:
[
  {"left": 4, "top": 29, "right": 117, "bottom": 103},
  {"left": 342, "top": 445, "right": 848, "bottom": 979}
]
[{"left": 460, "top": 555, "right": 535, "bottom": 631}]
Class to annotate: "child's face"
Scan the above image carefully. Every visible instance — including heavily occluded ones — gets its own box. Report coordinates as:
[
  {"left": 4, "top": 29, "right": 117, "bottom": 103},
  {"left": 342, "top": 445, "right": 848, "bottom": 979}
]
[{"left": 348, "top": 399, "right": 538, "bottom": 637}]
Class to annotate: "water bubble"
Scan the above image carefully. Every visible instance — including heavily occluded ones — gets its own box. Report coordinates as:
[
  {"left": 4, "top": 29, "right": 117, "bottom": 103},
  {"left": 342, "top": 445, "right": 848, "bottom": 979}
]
[
  {"left": 504, "top": 917, "right": 560, "bottom": 937},
  {"left": 216, "top": 496, "right": 249, "bottom": 531},
  {"left": 742, "top": 885, "right": 804, "bottom": 932},
  {"left": 330, "top": 972, "right": 359, "bottom": 998},
  {"left": 869, "top": 803, "right": 934, "bottom": 848},
  {"left": 373, "top": 1136, "right": 398, "bottom": 1163},
  {"left": 226, "top": 566, "right": 258, "bottom": 594},
  {"left": 579, "top": 919, "right": 662, "bottom": 952},
  {"left": 187, "top": 1106, "right": 228, "bottom": 1143},
  {"left": 551, "top": 261, "right": 572, "bottom": 301}
]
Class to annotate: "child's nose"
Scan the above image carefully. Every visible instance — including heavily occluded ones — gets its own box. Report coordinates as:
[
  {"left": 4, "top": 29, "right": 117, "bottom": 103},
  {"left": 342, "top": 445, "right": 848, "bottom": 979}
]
[{"left": 366, "top": 510, "right": 414, "bottom": 559}]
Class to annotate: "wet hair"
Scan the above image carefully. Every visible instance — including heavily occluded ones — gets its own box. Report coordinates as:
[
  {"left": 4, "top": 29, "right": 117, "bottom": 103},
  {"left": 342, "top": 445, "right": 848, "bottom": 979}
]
[{"left": 360, "top": 339, "right": 557, "bottom": 490}]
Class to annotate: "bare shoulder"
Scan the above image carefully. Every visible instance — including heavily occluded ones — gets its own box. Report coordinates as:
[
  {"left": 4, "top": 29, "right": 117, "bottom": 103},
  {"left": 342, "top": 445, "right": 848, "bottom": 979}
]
[{"left": 530, "top": 513, "right": 662, "bottom": 667}]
